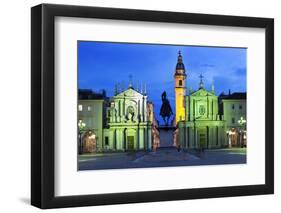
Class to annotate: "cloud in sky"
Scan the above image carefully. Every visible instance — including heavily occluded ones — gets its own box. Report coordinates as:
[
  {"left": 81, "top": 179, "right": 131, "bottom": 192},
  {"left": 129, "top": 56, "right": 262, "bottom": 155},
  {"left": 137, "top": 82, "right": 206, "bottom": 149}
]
[{"left": 78, "top": 41, "right": 246, "bottom": 123}]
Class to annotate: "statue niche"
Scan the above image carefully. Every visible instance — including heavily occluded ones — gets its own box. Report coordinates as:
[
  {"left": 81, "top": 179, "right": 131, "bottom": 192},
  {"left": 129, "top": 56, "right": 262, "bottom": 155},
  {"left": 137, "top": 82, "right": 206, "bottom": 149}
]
[
  {"left": 126, "top": 105, "right": 135, "bottom": 122},
  {"left": 160, "top": 91, "right": 173, "bottom": 126}
]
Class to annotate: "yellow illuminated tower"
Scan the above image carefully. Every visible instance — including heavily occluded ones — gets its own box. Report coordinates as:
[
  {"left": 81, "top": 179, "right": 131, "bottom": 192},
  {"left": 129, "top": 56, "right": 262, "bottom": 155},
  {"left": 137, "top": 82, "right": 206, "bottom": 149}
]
[{"left": 174, "top": 51, "right": 186, "bottom": 124}]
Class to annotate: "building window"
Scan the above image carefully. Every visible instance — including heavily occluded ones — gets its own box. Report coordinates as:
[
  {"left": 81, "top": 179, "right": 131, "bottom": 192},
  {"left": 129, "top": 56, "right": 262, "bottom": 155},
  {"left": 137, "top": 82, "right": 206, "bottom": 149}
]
[
  {"left": 239, "top": 105, "right": 242, "bottom": 110},
  {"left": 78, "top": 104, "right": 83, "bottom": 111},
  {"left": 232, "top": 117, "right": 235, "bottom": 124},
  {"left": 179, "top": 80, "right": 182, "bottom": 86},
  {"left": 87, "top": 106, "right": 91, "bottom": 111},
  {"left": 232, "top": 104, "right": 235, "bottom": 110},
  {"left": 105, "top": 136, "right": 109, "bottom": 146}
]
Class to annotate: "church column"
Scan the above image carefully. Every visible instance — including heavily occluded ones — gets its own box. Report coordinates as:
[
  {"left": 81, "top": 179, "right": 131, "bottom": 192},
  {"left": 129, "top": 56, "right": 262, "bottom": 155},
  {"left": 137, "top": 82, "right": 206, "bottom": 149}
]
[
  {"left": 141, "top": 99, "right": 144, "bottom": 123},
  {"left": 140, "top": 98, "right": 143, "bottom": 122},
  {"left": 138, "top": 100, "right": 141, "bottom": 122},
  {"left": 143, "top": 128, "right": 147, "bottom": 149},
  {"left": 189, "top": 99, "right": 192, "bottom": 121},
  {"left": 139, "top": 128, "right": 144, "bottom": 149},
  {"left": 143, "top": 96, "right": 147, "bottom": 122},
  {"left": 116, "top": 129, "right": 120, "bottom": 150},
  {"left": 207, "top": 96, "right": 210, "bottom": 118},
  {"left": 118, "top": 100, "right": 121, "bottom": 117},
  {"left": 114, "top": 129, "right": 116, "bottom": 150},
  {"left": 219, "top": 126, "right": 222, "bottom": 147},
  {"left": 123, "top": 129, "right": 126, "bottom": 151},
  {"left": 193, "top": 100, "right": 195, "bottom": 120},
  {"left": 216, "top": 126, "right": 219, "bottom": 146},
  {"left": 122, "top": 98, "right": 126, "bottom": 121},
  {"left": 194, "top": 126, "right": 197, "bottom": 148},
  {"left": 212, "top": 99, "right": 214, "bottom": 119},
  {"left": 136, "top": 126, "right": 139, "bottom": 150}
]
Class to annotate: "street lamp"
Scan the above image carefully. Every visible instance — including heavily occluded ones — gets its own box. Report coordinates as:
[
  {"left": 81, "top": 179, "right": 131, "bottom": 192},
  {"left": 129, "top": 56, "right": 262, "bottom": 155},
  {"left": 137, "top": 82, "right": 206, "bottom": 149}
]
[
  {"left": 237, "top": 116, "right": 246, "bottom": 147},
  {"left": 78, "top": 119, "right": 86, "bottom": 154},
  {"left": 226, "top": 130, "right": 233, "bottom": 148}
]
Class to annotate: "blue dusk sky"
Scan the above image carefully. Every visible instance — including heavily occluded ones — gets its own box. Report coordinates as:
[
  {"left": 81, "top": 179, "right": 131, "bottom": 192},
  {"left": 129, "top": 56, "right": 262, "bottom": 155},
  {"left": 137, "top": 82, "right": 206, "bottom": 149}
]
[{"left": 78, "top": 41, "right": 246, "bottom": 123}]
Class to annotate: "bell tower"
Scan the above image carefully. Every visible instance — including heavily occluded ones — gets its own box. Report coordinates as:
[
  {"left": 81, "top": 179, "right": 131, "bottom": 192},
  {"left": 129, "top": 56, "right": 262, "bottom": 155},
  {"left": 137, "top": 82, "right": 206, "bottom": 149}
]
[{"left": 174, "top": 51, "right": 187, "bottom": 124}]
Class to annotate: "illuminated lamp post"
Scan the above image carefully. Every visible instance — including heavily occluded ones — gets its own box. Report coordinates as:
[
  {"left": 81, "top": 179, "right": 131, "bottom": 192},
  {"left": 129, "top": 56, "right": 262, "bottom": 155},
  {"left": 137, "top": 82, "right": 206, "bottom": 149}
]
[
  {"left": 238, "top": 116, "right": 246, "bottom": 147},
  {"left": 78, "top": 119, "right": 86, "bottom": 154}
]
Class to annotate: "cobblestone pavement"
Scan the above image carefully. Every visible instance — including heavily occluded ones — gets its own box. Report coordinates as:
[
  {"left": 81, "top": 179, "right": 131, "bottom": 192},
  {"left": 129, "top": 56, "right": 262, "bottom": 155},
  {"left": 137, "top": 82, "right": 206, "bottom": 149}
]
[{"left": 78, "top": 147, "right": 246, "bottom": 171}]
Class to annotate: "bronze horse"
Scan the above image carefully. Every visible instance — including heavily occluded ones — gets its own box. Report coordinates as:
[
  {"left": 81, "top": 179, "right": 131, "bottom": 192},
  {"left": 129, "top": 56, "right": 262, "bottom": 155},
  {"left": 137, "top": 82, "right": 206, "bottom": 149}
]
[{"left": 160, "top": 91, "right": 173, "bottom": 126}]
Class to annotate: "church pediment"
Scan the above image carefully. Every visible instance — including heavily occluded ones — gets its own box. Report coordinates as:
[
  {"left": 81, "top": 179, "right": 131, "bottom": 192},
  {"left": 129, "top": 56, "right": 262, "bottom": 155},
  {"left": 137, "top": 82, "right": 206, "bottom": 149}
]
[
  {"left": 191, "top": 88, "right": 215, "bottom": 97},
  {"left": 115, "top": 88, "right": 144, "bottom": 98}
]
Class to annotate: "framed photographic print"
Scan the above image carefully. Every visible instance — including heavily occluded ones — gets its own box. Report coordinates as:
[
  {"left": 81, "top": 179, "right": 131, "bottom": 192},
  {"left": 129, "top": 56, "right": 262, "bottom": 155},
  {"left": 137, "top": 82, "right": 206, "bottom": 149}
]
[{"left": 31, "top": 3, "right": 274, "bottom": 209}]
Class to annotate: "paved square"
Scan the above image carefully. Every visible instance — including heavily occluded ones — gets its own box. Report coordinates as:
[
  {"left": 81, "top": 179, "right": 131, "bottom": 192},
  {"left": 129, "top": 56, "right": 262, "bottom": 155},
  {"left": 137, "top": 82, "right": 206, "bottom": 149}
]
[{"left": 78, "top": 147, "right": 246, "bottom": 170}]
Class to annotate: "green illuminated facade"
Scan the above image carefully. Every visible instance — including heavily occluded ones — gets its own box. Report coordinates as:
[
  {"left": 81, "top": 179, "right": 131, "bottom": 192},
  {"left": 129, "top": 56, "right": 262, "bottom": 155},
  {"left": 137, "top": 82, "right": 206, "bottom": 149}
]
[
  {"left": 103, "top": 86, "right": 152, "bottom": 151},
  {"left": 177, "top": 81, "right": 228, "bottom": 149},
  {"left": 78, "top": 86, "right": 154, "bottom": 153}
]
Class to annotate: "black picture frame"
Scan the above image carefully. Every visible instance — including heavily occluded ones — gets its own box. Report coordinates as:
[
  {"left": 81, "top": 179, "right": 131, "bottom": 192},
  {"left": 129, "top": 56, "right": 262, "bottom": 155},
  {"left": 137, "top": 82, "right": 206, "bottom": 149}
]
[{"left": 31, "top": 3, "right": 274, "bottom": 209}]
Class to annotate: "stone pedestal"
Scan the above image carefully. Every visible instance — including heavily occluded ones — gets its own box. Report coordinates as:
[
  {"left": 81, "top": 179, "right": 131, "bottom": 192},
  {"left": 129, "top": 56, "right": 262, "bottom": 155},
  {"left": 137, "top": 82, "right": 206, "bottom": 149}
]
[{"left": 158, "top": 126, "right": 176, "bottom": 147}]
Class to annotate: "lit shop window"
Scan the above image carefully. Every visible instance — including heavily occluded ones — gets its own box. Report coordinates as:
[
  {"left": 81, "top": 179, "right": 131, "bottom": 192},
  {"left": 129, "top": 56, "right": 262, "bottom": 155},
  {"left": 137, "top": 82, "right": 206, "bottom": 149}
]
[
  {"left": 78, "top": 104, "right": 83, "bottom": 111},
  {"left": 88, "top": 106, "right": 92, "bottom": 111}
]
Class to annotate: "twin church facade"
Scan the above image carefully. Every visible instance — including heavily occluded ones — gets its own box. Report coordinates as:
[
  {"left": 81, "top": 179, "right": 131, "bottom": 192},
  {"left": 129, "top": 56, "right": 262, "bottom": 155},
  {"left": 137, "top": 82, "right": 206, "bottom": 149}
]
[
  {"left": 174, "top": 52, "right": 228, "bottom": 149},
  {"left": 103, "top": 86, "right": 153, "bottom": 151},
  {"left": 78, "top": 52, "right": 246, "bottom": 153}
]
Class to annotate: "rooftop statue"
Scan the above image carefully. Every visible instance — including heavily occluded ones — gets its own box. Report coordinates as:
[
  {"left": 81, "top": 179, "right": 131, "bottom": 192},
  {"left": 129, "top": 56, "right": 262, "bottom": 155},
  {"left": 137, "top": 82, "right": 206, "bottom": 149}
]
[{"left": 160, "top": 91, "right": 173, "bottom": 126}]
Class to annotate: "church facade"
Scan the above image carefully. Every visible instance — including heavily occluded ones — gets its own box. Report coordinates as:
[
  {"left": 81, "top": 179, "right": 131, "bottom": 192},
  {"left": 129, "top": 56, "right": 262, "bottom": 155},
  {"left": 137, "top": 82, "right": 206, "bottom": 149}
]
[
  {"left": 103, "top": 85, "right": 153, "bottom": 151},
  {"left": 174, "top": 52, "right": 228, "bottom": 149},
  {"left": 78, "top": 84, "right": 157, "bottom": 153},
  {"left": 177, "top": 83, "right": 227, "bottom": 149}
]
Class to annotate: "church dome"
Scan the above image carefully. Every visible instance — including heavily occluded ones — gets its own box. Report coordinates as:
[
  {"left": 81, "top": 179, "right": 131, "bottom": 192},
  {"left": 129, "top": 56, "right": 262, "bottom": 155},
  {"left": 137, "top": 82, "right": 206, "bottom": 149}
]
[
  {"left": 174, "top": 51, "right": 186, "bottom": 76},
  {"left": 176, "top": 63, "right": 185, "bottom": 70}
]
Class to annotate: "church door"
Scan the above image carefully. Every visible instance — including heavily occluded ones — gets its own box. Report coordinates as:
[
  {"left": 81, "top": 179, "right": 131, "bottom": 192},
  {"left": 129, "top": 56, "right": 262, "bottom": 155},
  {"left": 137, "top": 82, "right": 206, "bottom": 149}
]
[
  {"left": 198, "top": 129, "right": 207, "bottom": 149},
  {"left": 127, "top": 136, "right": 135, "bottom": 151}
]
